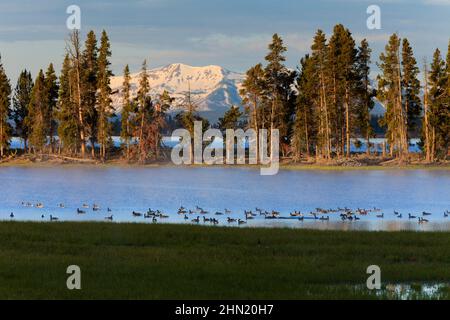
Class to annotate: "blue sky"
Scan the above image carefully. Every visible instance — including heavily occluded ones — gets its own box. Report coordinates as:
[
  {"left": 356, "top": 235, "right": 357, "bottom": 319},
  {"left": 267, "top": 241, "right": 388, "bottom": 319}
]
[{"left": 0, "top": 0, "right": 449, "bottom": 83}]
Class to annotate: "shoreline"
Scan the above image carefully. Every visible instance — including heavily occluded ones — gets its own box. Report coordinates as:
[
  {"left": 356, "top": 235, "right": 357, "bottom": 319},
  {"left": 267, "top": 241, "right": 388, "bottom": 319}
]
[{"left": 1, "top": 157, "right": 449, "bottom": 171}]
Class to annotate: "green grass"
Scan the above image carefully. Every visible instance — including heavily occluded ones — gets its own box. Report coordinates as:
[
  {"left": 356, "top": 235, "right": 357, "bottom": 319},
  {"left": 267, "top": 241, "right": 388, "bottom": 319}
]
[{"left": 0, "top": 221, "right": 449, "bottom": 299}]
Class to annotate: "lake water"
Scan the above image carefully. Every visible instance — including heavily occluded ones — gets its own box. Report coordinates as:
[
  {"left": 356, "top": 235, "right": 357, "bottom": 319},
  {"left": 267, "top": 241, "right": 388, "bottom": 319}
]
[{"left": 1, "top": 166, "right": 449, "bottom": 231}]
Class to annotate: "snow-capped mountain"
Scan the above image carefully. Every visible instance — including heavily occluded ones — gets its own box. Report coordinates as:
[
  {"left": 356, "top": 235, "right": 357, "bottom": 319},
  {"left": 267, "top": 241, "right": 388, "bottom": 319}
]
[
  {"left": 110, "top": 63, "right": 244, "bottom": 122},
  {"left": 110, "top": 62, "right": 386, "bottom": 123}
]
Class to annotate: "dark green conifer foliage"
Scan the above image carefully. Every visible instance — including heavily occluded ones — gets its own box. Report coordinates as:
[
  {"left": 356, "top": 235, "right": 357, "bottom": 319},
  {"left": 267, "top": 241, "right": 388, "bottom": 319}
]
[
  {"left": 0, "top": 55, "right": 12, "bottom": 157},
  {"left": 12, "top": 70, "right": 33, "bottom": 151}
]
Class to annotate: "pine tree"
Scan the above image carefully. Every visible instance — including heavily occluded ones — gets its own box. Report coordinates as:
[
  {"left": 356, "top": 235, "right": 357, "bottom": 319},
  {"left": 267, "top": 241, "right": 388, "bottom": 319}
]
[
  {"left": 0, "top": 55, "right": 12, "bottom": 157},
  {"left": 401, "top": 38, "right": 422, "bottom": 140},
  {"left": 264, "top": 34, "right": 296, "bottom": 158},
  {"left": 218, "top": 106, "right": 243, "bottom": 130},
  {"left": 377, "top": 33, "right": 408, "bottom": 159},
  {"left": 311, "top": 30, "right": 331, "bottom": 159},
  {"left": 82, "top": 30, "right": 99, "bottom": 158},
  {"left": 355, "top": 39, "right": 375, "bottom": 155},
  {"left": 27, "top": 70, "right": 47, "bottom": 152},
  {"left": 240, "top": 63, "right": 266, "bottom": 162},
  {"left": 66, "top": 30, "right": 86, "bottom": 157},
  {"left": 121, "top": 64, "right": 133, "bottom": 160},
  {"left": 136, "top": 60, "right": 150, "bottom": 163},
  {"left": 97, "top": 30, "right": 113, "bottom": 160},
  {"left": 44, "top": 63, "right": 59, "bottom": 152},
  {"left": 428, "top": 49, "right": 448, "bottom": 160},
  {"left": 292, "top": 55, "right": 318, "bottom": 159},
  {"left": 57, "top": 54, "right": 79, "bottom": 154},
  {"left": 12, "top": 70, "right": 33, "bottom": 151}
]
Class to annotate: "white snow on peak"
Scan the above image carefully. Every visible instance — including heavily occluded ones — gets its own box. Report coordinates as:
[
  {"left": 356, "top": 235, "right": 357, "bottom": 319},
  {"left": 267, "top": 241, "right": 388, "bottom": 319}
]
[{"left": 110, "top": 63, "right": 244, "bottom": 122}]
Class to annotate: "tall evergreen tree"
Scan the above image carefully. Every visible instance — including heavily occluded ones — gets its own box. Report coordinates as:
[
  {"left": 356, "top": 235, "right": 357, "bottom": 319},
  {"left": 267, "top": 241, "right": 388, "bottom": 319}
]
[
  {"left": 57, "top": 54, "right": 79, "bottom": 154},
  {"left": 44, "top": 63, "right": 59, "bottom": 152},
  {"left": 292, "top": 55, "right": 317, "bottom": 159},
  {"left": 240, "top": 63, "right": 266, "bottom": 162},
  {"left": 355, "top": 39, "right": 375, "bottom": 155},
  {"left": 97, "top": 30, "right": 113, "bottom": 160},
  {"left": 27, "top": 70, "right": 47, "bottom": 152},
  {"left": 0, "top": 55, "right": 12, "bottom": 157},
  {"left": 377, "top": 33, "right": 408, "bottom": 159},
  {"left": 428, "top": 49, "right": 448, "bottom": 159},
  {"left": 136, "top": 60, "right": 151, "bottom": 163},
  {"left": 121, "top": 64, "right": 133, "bottom": 160},
  {"left": 311, "top": 30, "right": 332, "bottom": 159},
  {"left": 81, "top": 30, "right": 99, "bottom": 158},
  {"left": 264, "top": 34, "right": 296, "bottom": 157},
  {"left": 401, "top": 38, "right": 422, "bottom": 139},
  {"left": 67, "top": 30, "right": 86, "bottom": 157},
  {"left": 12, "top": 70, "right": 33, "bottom": 151}
]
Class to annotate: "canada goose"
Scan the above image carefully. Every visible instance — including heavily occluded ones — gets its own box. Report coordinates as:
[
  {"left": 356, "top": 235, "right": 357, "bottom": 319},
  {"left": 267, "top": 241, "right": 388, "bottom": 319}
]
[
  {"left": 50, "top": 215, "right": 59, "bottom": 221},
  {"left": 444, "top": 211, "right": 448, "bottom": 218},
  {"left": 211, "top": 218, "right": 219, "bottom": 225},
  {"left": 394, "top": 211, "right": 399, "bottom": 215},
  {"left": 319, "top": 216, "right": 330, "bottom": 221},
  {"left": 408, "top": 213, "right": 417, "bottom": 219},
  {"left": 298, "top": 216, "right": 304, "bottom": 221},
  {"left": 422, "top": 211, "right": 432, "bottom": 216},
  {"left": 225, "top": 209, "right": 231, "bottom": 214},
  {"left": 10, "top": 212, "right": 14, "bottom": 218},
  {"left": 200, "top": 209, "right": 208, "bottom": 214},
  {"left": 418, "top": 217, "right": 429, "bottom": 223},
  {"left": 376, "top": 213, "right": 384, "bottom": 218},
  {"left": 82, "top": 204, "right": 89, "bottom": 208},
  {"left": 105, "top": 215, "right": 113, "bottom": 221},
  {"left": 354, "top": 215, "right": 360, "bottom": 220},
  {"left": 152, "top": 217, "right": 157, "bottom": 223},
  {"left": 178, "top": 208, "right": 187, "bottom": 214},
  {"left": 290, "top": 211, "right": 301, "bottom": 217},
  {"left": 203, "top": 216, "right": 210, "bottom": 222},
  {"left": 144, "top": 213, "right": 152, "bottom": 219},
  {"left": 227, "top": 217, "right": 236, "bottom": 223},
  {"left": 238, "top": 219, "right": 246, "bottom": 225},
  {"left": 107, "top": 207, "right": 112, "bottom": 212},
  {"left": 93, "top": 204, "right": 100, "bottom": 211},
  {"left": 184, "top": 215, "right": 189, "bottom": 220},
  {"left": 188, "top": 210, "right": 194, "bottom": 214},
  {"left": 58, "top": 203, "right": 65, "bottom": 208},
  {"left": 132, "top": 211, "right": 142, "bottom": 217},
  {"left": 192, "top": 216, "right": 200, "bottom": 223},
  {"left": 398, "top": 214, "right": 403, "bottom": 219},
  {"left": 215, "top": 211, "right": 224, "bottom": 215},
  {"left": 41, "top": 214, "right": 45, "bottom": 219},
  {"left": 36, "top": 203, "right": 44, "bottom": 209},
  {"left": 159, "top": 213, "right": 169, "bottom": 219},
  {"left": 77, "top": 208, "right": 86, "bottom": 214}
]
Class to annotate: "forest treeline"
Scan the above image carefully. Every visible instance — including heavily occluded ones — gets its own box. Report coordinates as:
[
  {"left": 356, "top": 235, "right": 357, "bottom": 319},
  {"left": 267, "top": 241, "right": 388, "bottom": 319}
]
[{"left": 0, "top": 25, "right": 449, "bottom": 163}]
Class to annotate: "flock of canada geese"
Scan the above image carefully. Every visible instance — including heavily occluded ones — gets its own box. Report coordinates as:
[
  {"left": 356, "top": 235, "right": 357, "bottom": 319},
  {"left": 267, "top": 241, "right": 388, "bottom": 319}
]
[{"left": 6, "top": 202, "right": 450, "bottom": 225}]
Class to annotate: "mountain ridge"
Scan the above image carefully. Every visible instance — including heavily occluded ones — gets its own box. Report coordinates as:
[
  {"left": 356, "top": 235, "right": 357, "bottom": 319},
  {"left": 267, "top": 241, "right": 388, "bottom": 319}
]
[{"left": 110, "top": 63, "right": 386, "bottom": 122}]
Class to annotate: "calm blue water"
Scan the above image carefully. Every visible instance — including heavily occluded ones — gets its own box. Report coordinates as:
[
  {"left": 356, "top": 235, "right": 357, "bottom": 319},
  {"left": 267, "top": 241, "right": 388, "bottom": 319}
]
[{"left": 0, "top": 167, "right": 449, "bottom": 231}]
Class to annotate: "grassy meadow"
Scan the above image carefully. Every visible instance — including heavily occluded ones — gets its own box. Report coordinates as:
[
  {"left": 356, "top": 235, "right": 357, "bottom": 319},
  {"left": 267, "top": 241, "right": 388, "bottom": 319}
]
[{"left": 0, "top": 221, "right": 449, "bottom": 299}]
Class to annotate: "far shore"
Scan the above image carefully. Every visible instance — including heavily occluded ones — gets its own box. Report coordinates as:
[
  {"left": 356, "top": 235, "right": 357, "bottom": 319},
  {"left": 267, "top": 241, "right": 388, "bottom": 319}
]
[{"left": 1, "top": 154, "right": 449, "bottom": 171}]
